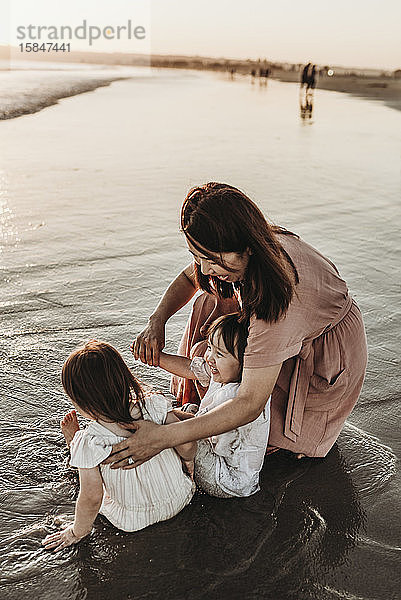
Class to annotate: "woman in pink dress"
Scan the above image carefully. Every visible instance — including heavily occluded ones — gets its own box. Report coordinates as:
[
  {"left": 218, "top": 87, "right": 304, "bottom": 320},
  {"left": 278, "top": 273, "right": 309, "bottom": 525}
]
[{"left": 105, "top": 182, "right": 367, "bottom": 467}]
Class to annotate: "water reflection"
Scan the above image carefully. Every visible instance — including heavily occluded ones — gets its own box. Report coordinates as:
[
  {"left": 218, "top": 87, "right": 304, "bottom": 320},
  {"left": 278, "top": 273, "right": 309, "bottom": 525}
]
[
  {"left": 3, "top": 419, "right": 397, "bottom": 600},
  {"left": 68, "top": 448, "right": 363, "bottom": 600},
  {"left": 299, "top": 88, "right": 315, "bottom": 121}
]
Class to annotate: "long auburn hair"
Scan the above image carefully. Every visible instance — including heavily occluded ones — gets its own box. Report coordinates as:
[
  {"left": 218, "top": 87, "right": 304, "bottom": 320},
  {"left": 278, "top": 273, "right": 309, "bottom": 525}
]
[
  {"left": 180, "top": 182, "right": 299, "bottom": 323},
  {"left": 62, "top": 340, "right": 144, "bottom": 424}
]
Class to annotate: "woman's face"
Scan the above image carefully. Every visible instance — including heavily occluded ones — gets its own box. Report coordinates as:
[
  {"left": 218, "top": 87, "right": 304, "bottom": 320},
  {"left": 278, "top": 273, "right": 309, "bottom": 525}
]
[
  {"left": 204, "top": 331, "right": 241, "bottom": 384},
  {"left": 186, "top": 238, "right": 251, "bottom": 283}
]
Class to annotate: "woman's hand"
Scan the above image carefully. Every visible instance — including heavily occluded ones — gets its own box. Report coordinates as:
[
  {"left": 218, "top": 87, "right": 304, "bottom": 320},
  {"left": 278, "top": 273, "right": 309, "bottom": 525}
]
[
  {"left": 102, "top": 420, "right": 168, "bottom": 469},
  {"left": 42, "top": 524, "right": 84, "bottom": 552},
  {"left": 131, "top": 316, "right": 165, "bottom": 366},
  {"left": 131, "top": 266, "right": 197, "bottom": 366}
]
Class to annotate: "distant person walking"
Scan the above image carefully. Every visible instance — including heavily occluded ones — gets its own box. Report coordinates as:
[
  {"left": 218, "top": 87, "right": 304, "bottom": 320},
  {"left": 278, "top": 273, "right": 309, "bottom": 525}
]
[
  {"left": 309, "top": 65, "right": 317, "bottom": 89},
  {"left": 301, "top": 63, "right": 311, "bottom": 87},
  {"left": 301, "top": 63, "right": 317, "bottom": 90},
  {"left": 300, "top": 63, "right": 317, "bottom": 119}
]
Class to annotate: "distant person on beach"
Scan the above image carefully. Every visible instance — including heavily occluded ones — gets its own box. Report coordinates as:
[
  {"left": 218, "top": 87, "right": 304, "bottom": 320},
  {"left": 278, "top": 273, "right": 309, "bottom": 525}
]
[
  {"left": 301, "top": 62, "right": 311, "bottom": 87},
  {"left": 155, "top": 313, "right": 271, "bottom": 498},
  {"left": 309, "top": 65, "right": 317, "bottom": 89},
  {"left": 301, "top": 63, "right": 317, "bottom": 90},
  {"left": 104, "top": 183, "right": 367, "bottom": 470},
  {"left": 300, "top": 63, "right": 316, "bottom": 118},
  {"left": 42, "top": 341, "right": 195, "bottom": 551}
]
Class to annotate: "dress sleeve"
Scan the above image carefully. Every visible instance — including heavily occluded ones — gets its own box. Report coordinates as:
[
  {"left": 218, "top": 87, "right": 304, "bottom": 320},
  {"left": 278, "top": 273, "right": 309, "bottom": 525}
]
[
  {"left": 190, "top": 357, "right": 211, "bottom": 387},
  {"left": 243, "top": 314, "right": 303, "bottom": 368},
  {"left": 144, "top": 394, "right": 173, "bottom": 425},
  {"left": 243, "top": 234, "right": 350, "bottom": 369},
  {"left": 69, "top": 430, "right": 113, "bottom": 469}
]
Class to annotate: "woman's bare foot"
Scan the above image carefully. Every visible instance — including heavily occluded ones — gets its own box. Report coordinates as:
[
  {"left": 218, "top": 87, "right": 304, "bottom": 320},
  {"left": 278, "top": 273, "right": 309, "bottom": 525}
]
[{"left": 60, "top": 410, "right": 80, "bottom": 447}]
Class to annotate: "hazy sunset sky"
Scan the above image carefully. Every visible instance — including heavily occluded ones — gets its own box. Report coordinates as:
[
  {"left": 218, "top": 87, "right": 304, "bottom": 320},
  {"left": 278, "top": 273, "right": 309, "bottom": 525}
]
[
  {"left": 3, "top": 0, "right": 401, "bottom": 70},
  {"left": 151, "top": 0, "right": 401, "bottom": 70}
]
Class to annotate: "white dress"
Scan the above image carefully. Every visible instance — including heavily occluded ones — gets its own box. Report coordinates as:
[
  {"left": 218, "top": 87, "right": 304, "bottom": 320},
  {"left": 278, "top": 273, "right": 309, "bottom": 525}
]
[
  {"left": 190, "top": 358, "right": 271, "bottom": 497},
  {"left": 69, "top": 394, "right": 195, "bottom": 532}
]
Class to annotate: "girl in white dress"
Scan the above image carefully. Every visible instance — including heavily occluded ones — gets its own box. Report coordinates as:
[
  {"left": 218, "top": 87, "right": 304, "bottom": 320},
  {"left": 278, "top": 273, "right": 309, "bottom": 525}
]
[
  {"left": 42, "top": 341, "right": 195, "bottom": 552},
  {"left": 157, "top": 313, "right": 271, "bottom": 498}
]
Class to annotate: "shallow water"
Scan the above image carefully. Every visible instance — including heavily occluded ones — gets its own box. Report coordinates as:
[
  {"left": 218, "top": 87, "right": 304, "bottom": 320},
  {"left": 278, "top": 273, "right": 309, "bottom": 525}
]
[
  {"left": 0, "top": 68, "right": 400, "bottom": 600},
  {"left": 0, "top": 65, "right": 143, "bottom": 120}
]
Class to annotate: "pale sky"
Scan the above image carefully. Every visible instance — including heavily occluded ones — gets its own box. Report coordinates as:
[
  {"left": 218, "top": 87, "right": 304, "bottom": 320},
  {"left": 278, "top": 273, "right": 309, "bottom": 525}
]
[{"left": 2, "top": 0, "right": 401, "bottom": 70}]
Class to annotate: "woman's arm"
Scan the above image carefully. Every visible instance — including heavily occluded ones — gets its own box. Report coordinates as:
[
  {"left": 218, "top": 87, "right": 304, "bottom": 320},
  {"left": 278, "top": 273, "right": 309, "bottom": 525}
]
[
  {"left": 132, "top": 264, "right": 198, "bottom": 366},
  {"left": 158, "top": 362, "right": 282, "bottom": 444},
  {"left": 158, "top": 351, "right": 197, "bottom": 380},
  {"left": 42, "top": 467, "right": 103, "bottom": 551},
  {"left": 105, "top": 362, "right": 282, "bottom": 469}
]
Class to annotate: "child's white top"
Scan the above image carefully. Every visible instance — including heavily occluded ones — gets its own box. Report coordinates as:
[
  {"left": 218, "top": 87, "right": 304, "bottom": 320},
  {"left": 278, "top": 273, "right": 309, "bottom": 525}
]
[
  {"left": 69, "top": 394, "right": 194, "bottom": 532},
  {"left": 190, "top": 357, "right": 271, "bottom": 497}
]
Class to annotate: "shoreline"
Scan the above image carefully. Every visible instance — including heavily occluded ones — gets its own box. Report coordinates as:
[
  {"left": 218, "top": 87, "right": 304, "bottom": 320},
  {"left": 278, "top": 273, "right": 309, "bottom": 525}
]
[
  {"left": 1, "top": 46, "right": 400, "bottom": 119},
  {"left": 150, "top": 58, "right": 401, "bottom": 113},
  {"left": 0, "top": 73, "right": 129, "bottom": 120}
]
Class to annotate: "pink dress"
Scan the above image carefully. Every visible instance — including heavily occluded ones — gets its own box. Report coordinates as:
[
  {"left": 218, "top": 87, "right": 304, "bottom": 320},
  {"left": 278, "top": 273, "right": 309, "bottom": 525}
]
[{"left": 173, "top": 233, "right": 368, "bottom": 458}]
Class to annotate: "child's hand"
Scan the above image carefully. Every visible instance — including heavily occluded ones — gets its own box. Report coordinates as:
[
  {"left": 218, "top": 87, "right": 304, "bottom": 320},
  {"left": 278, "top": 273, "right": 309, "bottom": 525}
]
[{"left": 42, "top": 524, "right": 84, "bottom": 551}]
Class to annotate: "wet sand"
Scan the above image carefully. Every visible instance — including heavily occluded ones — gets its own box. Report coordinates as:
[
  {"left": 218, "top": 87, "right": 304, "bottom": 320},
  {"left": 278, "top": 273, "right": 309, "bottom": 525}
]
[
  {"left": 148, "top": 54, "right": 401, "bottom": 113},
  {"left": 272, "top": 71, "right": 401, "bottom": 113}
]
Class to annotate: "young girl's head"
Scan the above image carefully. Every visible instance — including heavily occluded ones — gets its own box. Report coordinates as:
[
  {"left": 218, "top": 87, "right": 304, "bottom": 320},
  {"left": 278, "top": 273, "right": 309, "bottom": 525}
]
[
  {"left": 62, "top": 340, "right": 144, "bottom": 424},
  {"left": 204, "top": 313, "right": 249, "bottom": 384}
]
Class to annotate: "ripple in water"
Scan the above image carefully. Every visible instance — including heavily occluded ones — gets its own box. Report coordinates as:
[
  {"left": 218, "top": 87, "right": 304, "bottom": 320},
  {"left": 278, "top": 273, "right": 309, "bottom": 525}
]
[{"left": 337, "top": 422, "right": 397, "bottom": 498}]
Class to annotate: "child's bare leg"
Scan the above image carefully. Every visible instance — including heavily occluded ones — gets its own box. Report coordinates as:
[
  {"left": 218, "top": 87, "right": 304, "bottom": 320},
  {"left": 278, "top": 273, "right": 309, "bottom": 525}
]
[{"left": 60, "top": 410, "right": 80, "bottom": 447}]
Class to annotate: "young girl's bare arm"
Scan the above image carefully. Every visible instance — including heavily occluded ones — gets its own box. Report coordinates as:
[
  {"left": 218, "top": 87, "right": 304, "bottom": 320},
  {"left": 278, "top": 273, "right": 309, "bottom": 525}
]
[
  {"left": 158, "top": 351, "right": 197, "bottom": 381},
  {"left": 165, "top": 411, "right": 197, "bottom": 461},
  {"left": 73, "top": 468, "right": 104, "bottom": 537},
  {"left": 42, "top": 467, "right": 103, "bottom": 551}
]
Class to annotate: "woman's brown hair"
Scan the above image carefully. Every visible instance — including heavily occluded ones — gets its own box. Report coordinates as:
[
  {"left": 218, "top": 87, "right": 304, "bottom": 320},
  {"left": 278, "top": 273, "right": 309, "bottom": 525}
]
[
  {"left": 62, "top": 340, "right": 144, "bottom": 424},
  {"left": 181, "top": 182, "right": 299, "bottom": 323}
]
